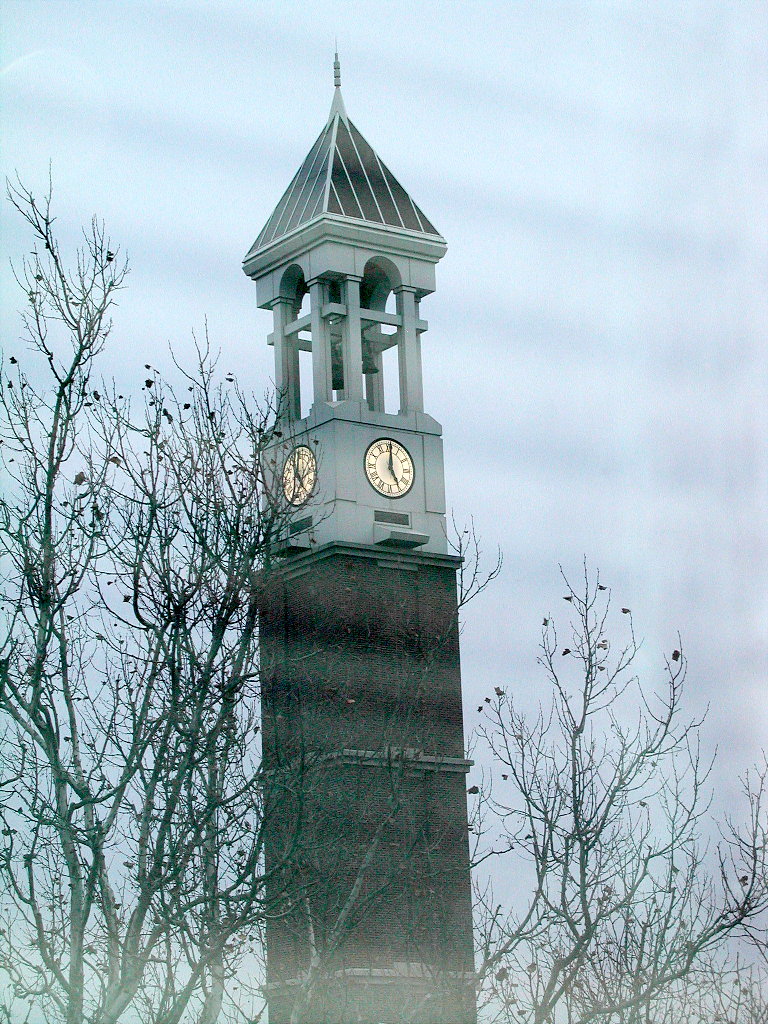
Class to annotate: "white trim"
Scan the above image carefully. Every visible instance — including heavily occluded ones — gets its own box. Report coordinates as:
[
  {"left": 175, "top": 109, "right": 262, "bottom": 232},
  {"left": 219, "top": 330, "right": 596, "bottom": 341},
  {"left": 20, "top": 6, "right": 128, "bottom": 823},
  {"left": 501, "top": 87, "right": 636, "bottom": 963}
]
[{"left": 244, "top": 214, "right": 446, "bottom": 282}]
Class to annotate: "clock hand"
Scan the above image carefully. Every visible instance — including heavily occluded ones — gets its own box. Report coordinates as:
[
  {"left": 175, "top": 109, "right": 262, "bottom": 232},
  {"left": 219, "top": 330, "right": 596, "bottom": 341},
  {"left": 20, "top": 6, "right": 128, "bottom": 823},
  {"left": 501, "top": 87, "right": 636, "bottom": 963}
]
[
  {"left": 387, "top": 442, "right": 396, "bottom": 483},
  {"left": 293, "top": 456, "right": 307, "bottom": 498}
]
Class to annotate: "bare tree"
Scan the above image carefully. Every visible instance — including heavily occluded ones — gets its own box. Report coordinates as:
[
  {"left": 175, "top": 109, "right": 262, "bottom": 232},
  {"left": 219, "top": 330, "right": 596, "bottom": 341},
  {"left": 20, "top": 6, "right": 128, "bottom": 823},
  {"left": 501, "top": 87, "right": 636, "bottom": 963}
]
[
  {"left": 0, "top": 178, "right": 131, "bottom": 1023},
  {"left": 0, "top": 183, "right": 306, "bottom": 1023},
  {"left": 471, "top": 568, "right": 768, "bottom": 1024},
  {"left": 643, "top": 951, "right": 768, "bottom": 1024}
]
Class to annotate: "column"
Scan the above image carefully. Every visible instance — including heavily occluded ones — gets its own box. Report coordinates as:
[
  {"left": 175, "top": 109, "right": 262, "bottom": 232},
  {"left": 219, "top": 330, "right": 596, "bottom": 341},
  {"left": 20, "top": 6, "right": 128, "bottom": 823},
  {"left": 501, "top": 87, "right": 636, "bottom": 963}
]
[
  {"left": 309, "top": 279, "right": 332, "bottom": 407},
  {"left": 395, "top": 286, "right": 424, "bottom": 414},
  {"left": 341, "top": 276, "right": 364, "bottom": 403},
  {"left": 271, "top": 298, "right": 300, "bottom": 420}
]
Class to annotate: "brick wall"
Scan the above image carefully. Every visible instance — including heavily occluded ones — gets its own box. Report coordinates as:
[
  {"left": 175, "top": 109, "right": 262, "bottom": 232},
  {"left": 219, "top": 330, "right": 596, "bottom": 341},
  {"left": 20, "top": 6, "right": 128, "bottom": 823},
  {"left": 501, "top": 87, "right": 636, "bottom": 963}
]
[{"left": 260, "top": 545, "right": 477, "bottom": 1024}]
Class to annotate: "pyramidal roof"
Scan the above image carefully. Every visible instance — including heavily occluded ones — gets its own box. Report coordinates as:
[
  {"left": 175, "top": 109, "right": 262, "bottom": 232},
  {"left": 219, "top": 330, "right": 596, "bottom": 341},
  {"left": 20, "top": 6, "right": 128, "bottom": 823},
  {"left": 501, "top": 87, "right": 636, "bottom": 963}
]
[{"left": 247, "top": 66, "right": 441, "bottom": 257}]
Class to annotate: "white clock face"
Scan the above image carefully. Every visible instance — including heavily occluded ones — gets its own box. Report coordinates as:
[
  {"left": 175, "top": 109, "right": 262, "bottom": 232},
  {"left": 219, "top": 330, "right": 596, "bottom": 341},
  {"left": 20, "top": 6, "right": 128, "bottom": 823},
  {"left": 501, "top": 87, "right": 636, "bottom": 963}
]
[
  {"left": 364, "top": 438, "right": 414, "bottom": 498},
  {"left": 282, "top": 445, "right": 317, "bottom": 506}
]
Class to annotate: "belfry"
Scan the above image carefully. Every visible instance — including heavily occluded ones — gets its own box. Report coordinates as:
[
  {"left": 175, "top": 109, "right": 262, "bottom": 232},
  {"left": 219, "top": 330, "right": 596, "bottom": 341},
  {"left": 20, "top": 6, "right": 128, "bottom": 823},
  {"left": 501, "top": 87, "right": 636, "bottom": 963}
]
[{"left": 245, "top": 57, "right": 476, "bottom": 1024}]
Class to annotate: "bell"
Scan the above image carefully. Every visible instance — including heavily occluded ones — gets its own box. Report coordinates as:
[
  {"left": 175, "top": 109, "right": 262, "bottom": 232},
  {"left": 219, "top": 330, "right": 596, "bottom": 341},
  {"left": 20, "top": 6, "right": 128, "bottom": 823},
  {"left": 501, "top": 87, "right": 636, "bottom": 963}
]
[
  {"left": 331, "top": 336, "right": 344, "bottom": 391},
  {"left": 362, "top": 342, "right": 379, "bottom": 375}
]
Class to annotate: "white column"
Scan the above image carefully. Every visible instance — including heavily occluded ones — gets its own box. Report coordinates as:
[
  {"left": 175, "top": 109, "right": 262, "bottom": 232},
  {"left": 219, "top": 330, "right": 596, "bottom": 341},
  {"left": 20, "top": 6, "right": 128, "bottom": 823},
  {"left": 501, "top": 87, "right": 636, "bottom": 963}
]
[
  {"left": 309, "top": 279, "right": 332, "bottom": 407},
  {"left": 395, "top": 286, "right": 423, "bottom": 414},
  {"left": 342, "top": 276, "right": 364, "bottom": 403},
  {"left": 271, "top": 298, "right": 300, "bottom": 420}
]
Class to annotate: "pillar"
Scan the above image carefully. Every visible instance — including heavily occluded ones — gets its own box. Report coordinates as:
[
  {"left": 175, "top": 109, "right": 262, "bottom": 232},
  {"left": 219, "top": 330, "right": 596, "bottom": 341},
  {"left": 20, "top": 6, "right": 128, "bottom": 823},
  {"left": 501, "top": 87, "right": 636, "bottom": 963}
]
[
  {"left": 309, "top": 279, "right": 332, "bottom": 407},
  {"left": 342, "top": 275, "right": 364, "bottom": 403},
  {"left": 395, "top": 286, "right": 423, "bottom": 414},
  {"left": 271, "top": 298, "right": 301, "bottom": 420}
]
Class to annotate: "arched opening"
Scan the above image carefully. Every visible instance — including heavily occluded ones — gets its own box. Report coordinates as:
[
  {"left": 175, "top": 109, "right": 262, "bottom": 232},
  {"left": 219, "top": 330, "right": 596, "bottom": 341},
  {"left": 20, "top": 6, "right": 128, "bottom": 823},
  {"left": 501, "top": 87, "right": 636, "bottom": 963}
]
[
  {"left": 360, "top": 257, "right": 399, "bottom": 311},
  {"left": 360, "top": 258, "right": 401, "bottom": 413},
  {"left": 279, "top": 264, "right": 307, "bottom": 313}
]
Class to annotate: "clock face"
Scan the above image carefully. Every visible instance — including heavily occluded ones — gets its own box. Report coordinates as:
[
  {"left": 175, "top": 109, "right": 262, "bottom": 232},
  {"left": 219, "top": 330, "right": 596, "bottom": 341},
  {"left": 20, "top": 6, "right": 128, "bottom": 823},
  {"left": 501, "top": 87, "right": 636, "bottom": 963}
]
[
  {"left": 364, "top": 438, "right": 414, "bottom": 498},
  {"left": 282, "top": 445, "right": 317, "bottom": 506}
]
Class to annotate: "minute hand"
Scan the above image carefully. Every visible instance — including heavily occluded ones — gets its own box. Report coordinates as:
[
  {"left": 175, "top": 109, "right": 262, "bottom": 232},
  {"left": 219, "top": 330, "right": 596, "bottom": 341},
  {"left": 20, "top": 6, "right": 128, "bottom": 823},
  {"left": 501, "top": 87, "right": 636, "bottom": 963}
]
[{"left": 387, "top": 444, "right": 397, "bottom": 483}]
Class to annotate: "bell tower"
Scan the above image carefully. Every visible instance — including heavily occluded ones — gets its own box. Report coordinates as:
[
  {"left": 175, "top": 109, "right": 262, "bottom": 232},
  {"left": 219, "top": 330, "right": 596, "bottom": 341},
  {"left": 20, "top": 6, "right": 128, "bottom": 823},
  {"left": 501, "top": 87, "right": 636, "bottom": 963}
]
[
  {"left": 243, "top": 54, "right": 449, "bottom": 556},
  {"left": 246, "top": 57, "right": 476, "bottom": 1024}
]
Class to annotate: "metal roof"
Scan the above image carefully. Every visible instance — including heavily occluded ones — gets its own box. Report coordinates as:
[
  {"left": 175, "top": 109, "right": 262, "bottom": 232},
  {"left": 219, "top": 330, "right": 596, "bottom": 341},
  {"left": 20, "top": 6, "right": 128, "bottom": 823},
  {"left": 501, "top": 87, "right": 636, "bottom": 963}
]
[{"left": 248, "top": 88, "right": 441, "bottom": 256}]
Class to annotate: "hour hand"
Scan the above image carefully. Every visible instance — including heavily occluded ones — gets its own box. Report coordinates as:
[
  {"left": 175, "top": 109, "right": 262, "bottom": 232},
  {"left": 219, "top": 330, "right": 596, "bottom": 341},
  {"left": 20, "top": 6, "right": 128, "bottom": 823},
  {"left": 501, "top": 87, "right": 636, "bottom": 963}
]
[{"left": 387, "top": 443, "right": 396, "bottom": 482}]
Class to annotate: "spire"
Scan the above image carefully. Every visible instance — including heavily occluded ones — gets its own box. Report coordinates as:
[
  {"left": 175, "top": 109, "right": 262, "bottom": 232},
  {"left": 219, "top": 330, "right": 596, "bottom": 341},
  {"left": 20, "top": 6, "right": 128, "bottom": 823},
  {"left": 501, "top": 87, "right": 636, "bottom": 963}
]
[
  {"left": 328, "top": 48, "right": 347, "bottom": 122},
  {"left": 245, "top": 56, "right": 443, "bottom": 259}
]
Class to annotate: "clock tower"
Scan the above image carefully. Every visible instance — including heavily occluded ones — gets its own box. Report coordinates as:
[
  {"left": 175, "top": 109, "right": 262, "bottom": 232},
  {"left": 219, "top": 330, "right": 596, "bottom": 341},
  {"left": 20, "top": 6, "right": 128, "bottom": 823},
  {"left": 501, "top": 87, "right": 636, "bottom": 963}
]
[{"left": 246, "top": 57, "right": 476, "bottom": 1024}]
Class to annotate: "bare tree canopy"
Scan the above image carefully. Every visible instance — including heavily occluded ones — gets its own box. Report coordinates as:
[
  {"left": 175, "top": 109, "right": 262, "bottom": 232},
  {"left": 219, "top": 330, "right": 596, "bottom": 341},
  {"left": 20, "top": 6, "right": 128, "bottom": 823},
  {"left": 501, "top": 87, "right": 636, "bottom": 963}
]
[
  {"left": 0, "top": 181, "right": 307, "bottom": 1024},
  {"left": 471, "top": 568, "right": 768, "bottom": 1024}
]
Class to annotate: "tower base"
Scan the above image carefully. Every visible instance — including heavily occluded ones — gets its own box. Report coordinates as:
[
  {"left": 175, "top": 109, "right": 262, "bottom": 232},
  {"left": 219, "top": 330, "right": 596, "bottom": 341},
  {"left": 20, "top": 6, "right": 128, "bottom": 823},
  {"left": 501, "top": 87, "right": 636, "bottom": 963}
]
[{"left": 260, "top": 543, "right": 477, "bottom": 1024}]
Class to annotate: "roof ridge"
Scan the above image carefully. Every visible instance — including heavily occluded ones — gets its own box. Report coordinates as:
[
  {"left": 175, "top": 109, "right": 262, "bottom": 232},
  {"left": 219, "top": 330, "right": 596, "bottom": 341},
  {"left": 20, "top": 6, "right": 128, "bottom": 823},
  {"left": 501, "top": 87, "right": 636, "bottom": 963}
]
[{"left": 321, "top": 111, "right": 341, "bottom": 214}]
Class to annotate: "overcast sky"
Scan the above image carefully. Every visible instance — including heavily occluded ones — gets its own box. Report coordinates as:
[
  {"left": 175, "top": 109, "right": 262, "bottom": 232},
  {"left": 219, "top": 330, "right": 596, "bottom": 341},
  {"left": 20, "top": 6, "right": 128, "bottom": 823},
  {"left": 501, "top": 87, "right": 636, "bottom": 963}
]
[{"left": 2, "top": 0, "right": 766, "bottom": 809}]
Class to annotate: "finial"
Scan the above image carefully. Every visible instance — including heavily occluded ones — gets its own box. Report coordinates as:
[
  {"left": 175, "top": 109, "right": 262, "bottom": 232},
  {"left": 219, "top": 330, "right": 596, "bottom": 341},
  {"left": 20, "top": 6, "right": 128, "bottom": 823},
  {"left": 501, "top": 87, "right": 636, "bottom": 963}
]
[
  {"left": 328, "top": 44, "right": 348, "bottom": 123},
  {"left": 334, "top": 47, "right": 341, "bottom": 89}
]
